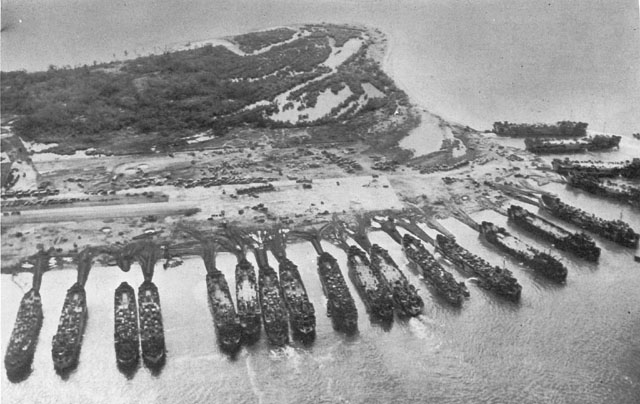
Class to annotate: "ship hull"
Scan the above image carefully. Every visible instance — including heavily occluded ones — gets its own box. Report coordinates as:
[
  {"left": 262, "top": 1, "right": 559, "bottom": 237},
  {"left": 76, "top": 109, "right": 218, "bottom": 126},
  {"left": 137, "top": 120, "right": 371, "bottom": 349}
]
[
  {"left": 567, "top": 175, "right": 640, "bottom": 208},
  {"left": 52, "top": 283, "right": 88, "bottom": 375},
  {"left": 138, "top": 281, "right": 166, "bottom": 370},
  {"left": 206, "top": 272, "right": 242, "bottom": 354},
  {"left": 369, "top": 245, "right": 423, "bottom": 317},
  {"left": 493, "top": 121, "right": 588, "bottom": 138},
  {"left": 539, "top": 195, "right": 639, "bottom": 248},
  {"left": 402, "top": 234, "right": 468, "bottom": 306},
  {"left": 435, "top": 235, "right": 522, "bottom": 302},
  {"left": 551, "top": 158, "right": 640, "bottom": 178},
  {"left": 278, "top": 259, "right": 316, "bottom": 341},
  {"left": 480, "top": 222, "right": 567, "bottom": 282},
  {"left": 235, "top": 259, "right": 262, "bottom": 343},
  {"left": 114, "top": 282, "right": 140, "bottom": 371},
  {"left": 507, "top": 205, "right": 600, "bottom": 261},
  {"left": 258, "top": 267, "right": 289, "bottom": 347},
  {"left": 317, "top": 252, "right": 358, "bottom": 335},
  {"left": 346, "top": 246, "right": 394, "bottom": 324},
  {"left": 525, "top": 135, "right": 621, "bottom": 154},
  {"left": 4, "top": 289, "right": 43, "bottom": 382}
]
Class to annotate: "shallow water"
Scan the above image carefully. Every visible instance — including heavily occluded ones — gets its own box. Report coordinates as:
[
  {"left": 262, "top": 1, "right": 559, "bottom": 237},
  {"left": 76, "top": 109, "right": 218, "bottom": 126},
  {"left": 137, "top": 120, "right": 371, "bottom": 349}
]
[
  {"left": 2, "top": 0, "right": 640, "bottom": 402},
  {"left": 3, "top": 182, "right": 640, "bottom": 403}
]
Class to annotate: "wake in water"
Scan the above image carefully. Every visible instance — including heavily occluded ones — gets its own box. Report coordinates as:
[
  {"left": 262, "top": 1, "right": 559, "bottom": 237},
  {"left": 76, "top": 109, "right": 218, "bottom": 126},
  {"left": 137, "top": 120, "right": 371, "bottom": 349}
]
[
  {"left": 245, "top": 354, "right": 265, "bottom": 404},
  {"left": 406, "top": 315, "right": 441, "bottom": 348}
]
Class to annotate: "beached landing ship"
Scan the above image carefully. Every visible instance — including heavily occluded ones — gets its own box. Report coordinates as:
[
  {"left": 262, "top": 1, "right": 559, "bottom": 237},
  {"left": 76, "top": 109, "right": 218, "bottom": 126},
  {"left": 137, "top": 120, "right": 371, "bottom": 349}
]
[
  {"left": 333, "top": 215, "right": 422, "bottom": 317},
  {"left": 216, "top": 229, "right": 262, "bottom": 344},
  {"left": 317, "top": 252, "right": 359, "bottom": 334},
  {"left": 257, "top": 266, "right": 290, "bottom": 347},
  {"left": 4, "top": 251, "right": 46, "bottom": 382},
  {"left": 346, "top": 246, "right": 394, "bottom": 324},
  {"left": 525, "top": 135, "right": 621, "bottom": 154},
  {"left": 138, "top": 281, "right": 166, "bottom": 369},
  {"left": 269, "top": 229, "right": 316, "bottom": 341},
  {"left": 375, "top": 216, "right": 469, "bottom": 306},
  {"left": 493, "top": 121, "right": 588, "bottom": 138},
  {"left": 120, "top": 242, "right": 166, "bottom": 370},
  {"left": 507, "top": 205, "right": 600, "bottom": 262},
  {"left": 185, "top": 234, "right": 243, "bottom": 355},
  {"left": 539, "top": 194, "right": 639, "bottom": 248},
  {"left": 114, "top": 282, "right": 140, "bottom": 371},
  {"left": 479, "top": 221, "right": 567, "bottom": 282},
  {"left": 567, "top": 174, "right": 640, "bottom": 208},
  {"left": 206, "top": 271, "right": 242, "bottom": 354},
  {"left": 294, "top": 228, "right": 358, "bottom": 335},
  {"left": 249, "top": 240, "right": 289, "bottom": 347},
  {"left": 402, "top": 234, "right": 469, "bottom": 306},
  {"left": 51, "top": 283, "right": 88, "bottom": 374},
  {"left": 51, "top": 249, "right": 94, "bottom": 375},
  {"left": 435, "top": 234, "right": 522, "bottom": 302},
  {"left": 552, "top": 158, "right": 640, "bottom": 179},
  {"left": 4, "top": 289, "right": 43, "bottom": 381},
  {"left": 234, "top": 258, "right": 262, "bottom": 343},
  {"left": 369, "top": 244, "right": 424, "bottom": 317}
]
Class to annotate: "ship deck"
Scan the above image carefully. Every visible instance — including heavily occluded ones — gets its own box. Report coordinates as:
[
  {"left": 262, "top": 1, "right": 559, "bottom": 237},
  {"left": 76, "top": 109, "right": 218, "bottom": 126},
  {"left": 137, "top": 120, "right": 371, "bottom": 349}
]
[
  {"left": 281, "top": 278, "right": 307, "bottom": 298},
  {"left": 377, "top": 261, "right": 405, "bottom": 283},
  {"left": 524, "top": 215, "right": 568, "bottom": 238},
  {"left": 353, "top": 263, "right": 381, "bottom": 289},
  {"left": 495, "top": 233, "right": 535, "bottom": 258},
  {"left": 237, "top": 279, "right": 257, "bottom": 302}
]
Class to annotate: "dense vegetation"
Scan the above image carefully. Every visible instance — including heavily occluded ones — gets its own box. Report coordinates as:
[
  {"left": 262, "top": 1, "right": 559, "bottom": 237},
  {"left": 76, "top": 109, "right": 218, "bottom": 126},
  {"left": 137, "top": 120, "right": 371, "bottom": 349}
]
[
  {"left": 1, "top": 25, "right": 406, "bottom": 154},
  {"left": 232, "top": 28, "right": 297, "bottom": 53}
]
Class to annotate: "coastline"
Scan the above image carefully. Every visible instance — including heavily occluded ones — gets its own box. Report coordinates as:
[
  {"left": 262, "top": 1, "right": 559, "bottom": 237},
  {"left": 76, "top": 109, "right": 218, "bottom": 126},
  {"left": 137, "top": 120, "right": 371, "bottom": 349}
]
[{"left": 0, "top": 24, "right": 520, "bottom": 271}]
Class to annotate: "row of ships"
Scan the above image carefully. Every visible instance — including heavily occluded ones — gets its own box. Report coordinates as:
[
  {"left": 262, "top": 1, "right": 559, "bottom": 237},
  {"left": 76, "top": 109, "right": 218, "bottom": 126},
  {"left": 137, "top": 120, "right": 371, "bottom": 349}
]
[
  {"left": 495, "top": 121, "right": 639, "bottom": 209},
  {"left": 6, "top": 175, "right": 638, "bottom": 381},
  {"left": 4, "top": 122, "right": 638, "bottom": 380},
  {"left": 492, "top": 121, "right": 625, "bottom": 154}
]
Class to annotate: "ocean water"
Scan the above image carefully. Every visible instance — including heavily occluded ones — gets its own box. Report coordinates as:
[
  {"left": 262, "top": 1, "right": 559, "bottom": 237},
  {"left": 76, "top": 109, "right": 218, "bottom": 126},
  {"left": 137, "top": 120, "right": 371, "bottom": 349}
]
[
  {"left": 1, "top": 0, "right": 639, "bottom": 135},
  {"left": 2, "top": 1, "right": 640, "bottom": 402},
  {"left": 2, "top": 189, "right": 640, "bottom": 404}
]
